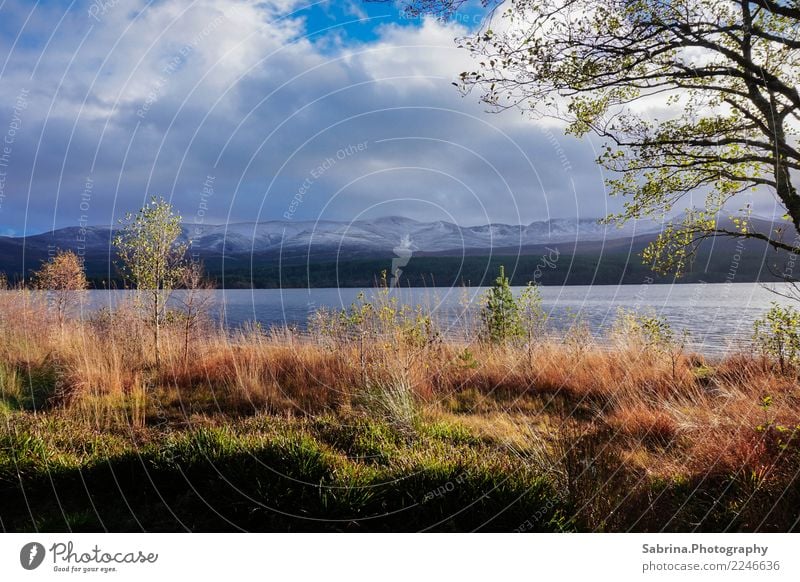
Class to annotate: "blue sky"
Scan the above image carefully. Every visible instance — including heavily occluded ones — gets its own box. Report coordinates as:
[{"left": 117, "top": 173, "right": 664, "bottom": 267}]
[
  {"left": 0, "top": 0, "right": 764, "bottom": 236},
  {"left": 299, "top": 1, "right": 414, "bottom": 43}
]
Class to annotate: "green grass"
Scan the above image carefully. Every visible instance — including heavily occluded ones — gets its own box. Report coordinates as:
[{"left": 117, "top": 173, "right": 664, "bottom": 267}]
[
  {"left": 0, "top": 359, "right": 61, "bottom": 412},
  {"left": 1, "top": 410, "right": 797, "bottom": 532},
  {"left": 0, "top": 412, "right": 564, "bottom": 532}
]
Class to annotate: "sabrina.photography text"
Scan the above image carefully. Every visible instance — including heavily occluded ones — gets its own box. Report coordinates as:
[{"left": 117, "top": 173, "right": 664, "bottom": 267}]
[{"left": 642, "top": 543, "right": 768, "bottom": 558}]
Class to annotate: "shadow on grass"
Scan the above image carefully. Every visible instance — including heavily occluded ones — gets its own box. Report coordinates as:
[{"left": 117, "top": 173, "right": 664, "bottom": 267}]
[
  {"left": 3, "top": 420, "right": 799, "bottom": 532},
  {"left": 0, "top": 428, "right": 563, "bottom": 532}
]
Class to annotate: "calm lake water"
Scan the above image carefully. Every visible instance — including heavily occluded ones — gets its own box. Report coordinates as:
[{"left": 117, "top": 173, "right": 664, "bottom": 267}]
[{"left": 76, "top": 282, "right": 799, "bottom": 355}]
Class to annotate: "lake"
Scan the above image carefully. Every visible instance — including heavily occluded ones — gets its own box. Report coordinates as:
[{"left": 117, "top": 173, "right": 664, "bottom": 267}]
[{"left": 74, "top": 282, "right": 799, "bottom": 355}]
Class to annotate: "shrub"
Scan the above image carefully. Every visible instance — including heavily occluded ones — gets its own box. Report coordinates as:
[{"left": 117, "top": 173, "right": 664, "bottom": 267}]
[
  {"left": 753, "top": 302, "right": 800, "bottom": 372},
  {"left": 518, "top": 282, "right": 546, "bottom": 343},
  {"left": 356, "top": 372, "right": 419, "bottom": 439},
  {"left": 613, "top": 309, "right": 674, "bottom": 350},
  {"left": 612, "top": 309, "right": 687, "bottom": 381}
]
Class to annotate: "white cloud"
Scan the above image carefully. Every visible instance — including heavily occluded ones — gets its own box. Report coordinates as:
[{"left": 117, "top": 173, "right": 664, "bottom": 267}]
[{"left": 0, "top": 0, "right": 612, "bottom": 233}]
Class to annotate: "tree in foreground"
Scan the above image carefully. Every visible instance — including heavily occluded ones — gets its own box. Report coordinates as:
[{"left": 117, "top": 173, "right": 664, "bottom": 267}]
[
  {"left": 481, "top": 265, "right": 523, "bottom": 343},
  {"left": 32, "top": 250, "right": 88, "bottom": 332},
  {"left": 391, "top": 0, "right": 800, "bottom": 275},
  {"left": 114, "top": 197, "right": 187, "bottom": 367}
]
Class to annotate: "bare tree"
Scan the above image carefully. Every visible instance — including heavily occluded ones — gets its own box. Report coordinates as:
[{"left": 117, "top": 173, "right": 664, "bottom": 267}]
[{"left": 175, "top": 260, "right": 215, "bottom": 366}]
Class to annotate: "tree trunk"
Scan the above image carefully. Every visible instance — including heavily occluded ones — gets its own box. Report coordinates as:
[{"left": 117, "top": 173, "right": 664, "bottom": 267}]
[
  {"left": 184, "top": 313, "right": 191, "bottom": 368},
  {"left": 153, "top": 289, "right": 161, "bottom": 368}
]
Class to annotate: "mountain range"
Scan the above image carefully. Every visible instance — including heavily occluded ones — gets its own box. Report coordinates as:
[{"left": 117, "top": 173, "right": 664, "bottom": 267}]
[
  {"left": 0, "top": 215, "right": 790, "bottom": 287},
  {"left": 7, "top": 215, "right": 664, "bottom": 256}
]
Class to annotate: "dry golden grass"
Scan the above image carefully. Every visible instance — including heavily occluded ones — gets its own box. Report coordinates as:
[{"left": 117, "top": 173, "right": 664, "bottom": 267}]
[{"left": 0, "top": 287, "right": 798, "bottom": 492}]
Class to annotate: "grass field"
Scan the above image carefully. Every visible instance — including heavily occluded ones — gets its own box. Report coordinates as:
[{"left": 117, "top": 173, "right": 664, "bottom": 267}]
[{"left": 1, "top": 288, "right": 799, "bottom": 532}]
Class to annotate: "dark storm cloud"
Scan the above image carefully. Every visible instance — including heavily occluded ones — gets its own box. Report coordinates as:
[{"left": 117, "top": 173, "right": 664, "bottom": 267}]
[{"left": 0, "top": 0, "right": 616, "bottom": 235}]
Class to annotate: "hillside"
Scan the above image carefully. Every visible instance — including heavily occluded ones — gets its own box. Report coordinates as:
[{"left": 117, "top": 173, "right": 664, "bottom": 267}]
[{"left": 0, "top": 215, "right": 790, "bottom": 287}]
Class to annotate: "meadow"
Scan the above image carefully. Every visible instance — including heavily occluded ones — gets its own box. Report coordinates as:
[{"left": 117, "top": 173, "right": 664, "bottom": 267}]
[{"left": 1, "top": 283, "right": 799, "bottom": 532}]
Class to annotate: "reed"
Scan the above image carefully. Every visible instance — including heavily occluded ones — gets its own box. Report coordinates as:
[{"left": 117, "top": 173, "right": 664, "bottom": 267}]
[{"left": 0, "top": 288, "right": 798, "bottom": 531}]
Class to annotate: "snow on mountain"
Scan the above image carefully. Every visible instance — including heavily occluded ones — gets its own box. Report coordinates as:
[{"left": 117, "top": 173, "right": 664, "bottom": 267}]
[
  {"left": 5, "top": 216, "right": 665, "bottom": 257},
  {"left": 181, "top": 216, "right": 664, "bottom": 254}
]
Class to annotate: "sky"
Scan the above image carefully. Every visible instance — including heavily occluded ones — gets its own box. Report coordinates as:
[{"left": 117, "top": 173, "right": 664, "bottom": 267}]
[{"left": 0, "top": 0, "right": 773, "bottom": 236}]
